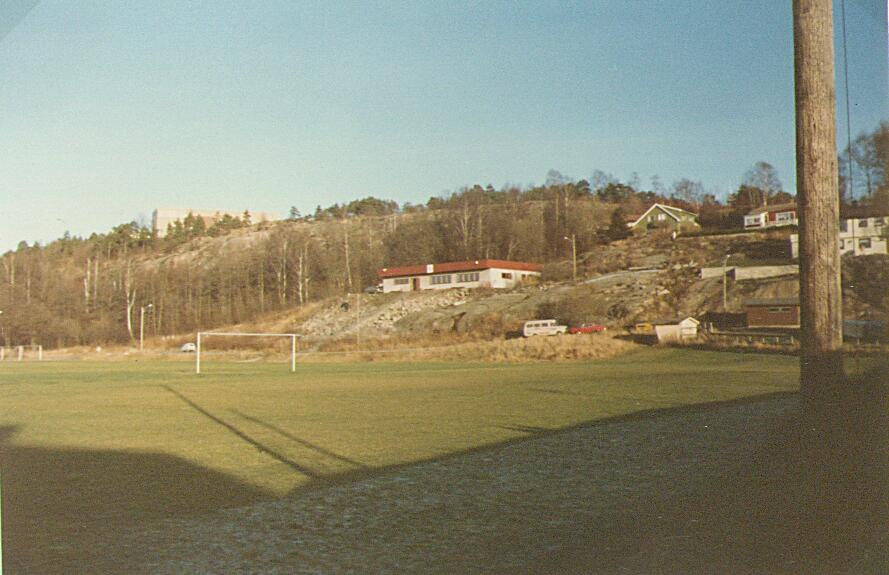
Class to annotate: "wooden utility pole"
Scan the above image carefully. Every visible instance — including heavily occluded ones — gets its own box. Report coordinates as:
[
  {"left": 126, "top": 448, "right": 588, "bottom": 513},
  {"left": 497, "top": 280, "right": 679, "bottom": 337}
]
[{"left": 793, "top": 0, "right": 844, "bottom": 394}]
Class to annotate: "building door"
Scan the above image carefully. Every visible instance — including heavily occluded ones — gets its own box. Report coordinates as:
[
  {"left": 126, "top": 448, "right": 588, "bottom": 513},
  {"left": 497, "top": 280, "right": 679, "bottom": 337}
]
[{"left": 412, "top": 277, "right": 420, "bottom": 291}]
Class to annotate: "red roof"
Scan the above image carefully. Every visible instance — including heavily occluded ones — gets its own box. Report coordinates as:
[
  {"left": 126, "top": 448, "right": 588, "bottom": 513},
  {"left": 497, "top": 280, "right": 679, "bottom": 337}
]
[{"left": 379, "top": 259, "right": 544, "bottom": 279}]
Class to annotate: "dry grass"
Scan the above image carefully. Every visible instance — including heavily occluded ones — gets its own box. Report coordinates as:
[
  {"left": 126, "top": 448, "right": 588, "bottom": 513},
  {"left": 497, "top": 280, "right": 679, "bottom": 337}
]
[{"left": 305, "top": 333, "right": 637, "bottom": 363}]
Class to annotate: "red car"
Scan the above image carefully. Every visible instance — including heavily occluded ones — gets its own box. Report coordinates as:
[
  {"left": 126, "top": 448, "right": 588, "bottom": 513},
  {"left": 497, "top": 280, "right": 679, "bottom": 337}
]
[{"left": 569, "top": 323, "right": 607, "bottom": 334}]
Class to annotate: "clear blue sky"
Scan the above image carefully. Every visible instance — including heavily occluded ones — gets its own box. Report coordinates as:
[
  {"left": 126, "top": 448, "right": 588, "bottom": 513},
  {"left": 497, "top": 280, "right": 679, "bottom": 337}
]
[{"left": 0, "top": 1, "right": 886, "bottom": 250}]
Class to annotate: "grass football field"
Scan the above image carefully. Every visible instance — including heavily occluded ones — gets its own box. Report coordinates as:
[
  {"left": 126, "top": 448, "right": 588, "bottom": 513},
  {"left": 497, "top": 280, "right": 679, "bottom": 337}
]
[{"left": 0, "top": 348, "right": 800, "bottom": 572}]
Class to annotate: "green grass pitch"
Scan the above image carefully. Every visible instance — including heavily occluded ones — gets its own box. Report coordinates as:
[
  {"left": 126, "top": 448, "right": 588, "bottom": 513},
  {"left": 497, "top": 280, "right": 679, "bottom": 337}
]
[{"left": 0, "top": 348, "right": 799, "bottom": 571}]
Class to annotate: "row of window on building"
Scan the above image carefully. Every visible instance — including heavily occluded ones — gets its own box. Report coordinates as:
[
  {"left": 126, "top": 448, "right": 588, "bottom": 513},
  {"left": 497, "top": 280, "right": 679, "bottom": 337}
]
[
  {"left": 394, "top": 272, "right": 487, "bottom": 286},
  {"left": 427, "top": 271, "right": 511, "bottom": 285},
  {"left": 841, "top": 218, "right": 885, "bottom": 231}
]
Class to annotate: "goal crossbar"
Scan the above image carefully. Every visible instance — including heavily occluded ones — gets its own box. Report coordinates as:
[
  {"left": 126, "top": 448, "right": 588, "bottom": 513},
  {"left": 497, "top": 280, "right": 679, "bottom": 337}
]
[
  {"left": 196, "top": 331, "right": 298, "bottom": 374},
  {"left": 0, "top": 345, "right": 43, "bottom": 362}
]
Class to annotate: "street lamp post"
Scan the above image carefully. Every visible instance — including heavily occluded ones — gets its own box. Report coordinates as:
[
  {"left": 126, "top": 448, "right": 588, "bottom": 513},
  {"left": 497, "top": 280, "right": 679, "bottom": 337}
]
[
  {"left": 564, "top": 234, "right": 577, "bottom": 281},
  {"left": 355, "top": 292, "right": 361, "bottom": 349},
  {"left": 140, "top": 304, "right": 153, "bottom": 352},
  {"left": 722, "top": 254, "right": 733, "bottom": 311}
]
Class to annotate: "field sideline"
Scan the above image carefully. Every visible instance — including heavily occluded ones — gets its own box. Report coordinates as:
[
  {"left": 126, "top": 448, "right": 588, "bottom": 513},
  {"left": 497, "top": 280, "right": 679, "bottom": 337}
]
[{"left": 1, "top": 348, "right": 800, "bottom": 572}]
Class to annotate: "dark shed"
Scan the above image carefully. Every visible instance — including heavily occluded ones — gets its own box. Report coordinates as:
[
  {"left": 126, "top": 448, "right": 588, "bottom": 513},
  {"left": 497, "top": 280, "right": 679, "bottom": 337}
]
[{"left": 744, "top": 298, "right": 800, "bottom": 328}]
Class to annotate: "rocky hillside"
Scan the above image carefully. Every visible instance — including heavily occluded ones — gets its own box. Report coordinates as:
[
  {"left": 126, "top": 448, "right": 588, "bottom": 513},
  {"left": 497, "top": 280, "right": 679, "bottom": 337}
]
[
  {"left": 207, "top": 229, "right": 831, "bottom": 350},
  {"left": 285, "top": 233, "right": 886, "bottom": 348}
]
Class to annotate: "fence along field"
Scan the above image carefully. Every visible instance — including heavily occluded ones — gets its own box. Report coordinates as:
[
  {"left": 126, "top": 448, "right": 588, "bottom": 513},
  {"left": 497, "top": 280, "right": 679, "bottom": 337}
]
[{"left": 0, "top": 349, "right": 800, "bottom": 573}]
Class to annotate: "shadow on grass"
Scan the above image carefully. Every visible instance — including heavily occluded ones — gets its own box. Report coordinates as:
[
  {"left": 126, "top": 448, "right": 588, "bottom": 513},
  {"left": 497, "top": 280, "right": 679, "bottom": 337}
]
[
  {"left": 161, "top": 384, "right": 321, "bottom": 478},
  {"left": 533, "top": 367, "right": 889, "bottom": 575},
  {"left": 2, "top": 373, "right": 886, "bottom": 574},
  {"left": 231, "top": 409, "right": 368, "bottom": 469},
  {"left": 0, "top": 425, "right": 272, "bottom": 575}
]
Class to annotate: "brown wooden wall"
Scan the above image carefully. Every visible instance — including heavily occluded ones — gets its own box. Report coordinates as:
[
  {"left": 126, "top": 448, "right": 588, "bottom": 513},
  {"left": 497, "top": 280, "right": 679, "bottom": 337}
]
[{"left": 746, "top": 305, "right": 801, "bottom": 328}]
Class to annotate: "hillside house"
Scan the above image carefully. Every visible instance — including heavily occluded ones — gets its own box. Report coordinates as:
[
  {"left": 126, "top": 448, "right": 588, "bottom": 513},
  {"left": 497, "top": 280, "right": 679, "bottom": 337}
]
[
  {"left": 744, "top": 298, "right": 800, "bottom": 328},
  {"left": 378, "top": 259, "right": 542, "bottom": 293},
  {"left": 625, "top": 203, "right": 699, "bottom": 233},
  {"left": 789, "top": 211, "right": 888, "bottom": 258},
  {"left": 743, "top": 203, "right": 798, "bottom": 230}
]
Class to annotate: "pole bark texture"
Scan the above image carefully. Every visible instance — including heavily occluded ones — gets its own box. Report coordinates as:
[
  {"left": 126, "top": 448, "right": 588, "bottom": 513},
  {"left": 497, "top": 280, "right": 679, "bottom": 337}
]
[{"left": 793, "top": 0, "right": 844, "bottom": 394}]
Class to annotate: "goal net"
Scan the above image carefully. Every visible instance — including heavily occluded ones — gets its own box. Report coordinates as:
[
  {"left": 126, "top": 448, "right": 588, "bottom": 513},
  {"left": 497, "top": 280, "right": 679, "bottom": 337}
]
[
  {"left": 0, "top": 344, "right": 43, "bottom": 361},
  {"left": 195, "top": 332, "right": 298, "bottom": 374}
]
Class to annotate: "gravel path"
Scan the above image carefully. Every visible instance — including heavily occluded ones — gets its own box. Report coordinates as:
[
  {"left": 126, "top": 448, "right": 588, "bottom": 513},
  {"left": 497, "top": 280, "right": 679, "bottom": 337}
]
[{"left": 98, "top": 394, "right": 802, "bottom": 574}]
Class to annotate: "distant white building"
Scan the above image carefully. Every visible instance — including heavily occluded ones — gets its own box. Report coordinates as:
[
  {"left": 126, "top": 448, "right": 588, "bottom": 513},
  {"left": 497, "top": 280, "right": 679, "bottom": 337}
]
[
  {"left": 743, "top": 203, "right": 798, "bottom": 230},
  {"left": 648, "top": 317, "right": 700, "bottom": 344},
  {"left": 379, "top": 259, "right": 543, "bottom": 293},
  {"left": 152, "top": 208, "right": 280, "bottom": 237},
  {"left": 790, "top": 213, "right": 888, "bottom": 258}
]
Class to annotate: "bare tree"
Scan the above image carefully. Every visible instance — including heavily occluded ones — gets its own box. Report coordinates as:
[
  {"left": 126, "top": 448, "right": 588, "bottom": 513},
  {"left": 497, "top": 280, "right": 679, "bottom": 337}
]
[
  {"left": 742, "top": 161, "right": 784, "bottom": 206},
  {"left": 671, "top": 178, "right": 705, "bottom": 207}
]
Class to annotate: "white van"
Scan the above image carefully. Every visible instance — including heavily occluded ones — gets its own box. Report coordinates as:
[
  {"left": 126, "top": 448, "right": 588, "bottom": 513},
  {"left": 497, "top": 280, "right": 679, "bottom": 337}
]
[{"left": 523, "top": 319, "right": 568, "bottom": 337}]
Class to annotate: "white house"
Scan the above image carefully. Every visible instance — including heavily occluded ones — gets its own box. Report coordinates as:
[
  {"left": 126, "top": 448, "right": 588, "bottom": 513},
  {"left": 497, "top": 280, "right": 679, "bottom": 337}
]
[
  {"left": 743, "top": 203, "right": 798, "bottom": 230},
  {"left": 379, "top": 259, "right": 543, "bottom": 293},
  {"left": 790, "top": 213, "right": 888, "bottom": 258}
]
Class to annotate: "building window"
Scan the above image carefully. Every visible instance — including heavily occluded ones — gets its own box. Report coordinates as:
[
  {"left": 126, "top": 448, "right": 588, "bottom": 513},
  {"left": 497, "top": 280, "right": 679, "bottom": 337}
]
[
  {"left": 393, "top": 278, "right": 409, "bottom": 285},
  {"left": 431, "top": 274, "right": 452, "bottom": 285},
  {"left": 767, "top": 307, "right": 791, "bottom": 313},
  {"left": 875, "top": 218, "right": 885, "bottom": 227},
  {"left": 859, "top": 238, "right": 872, "bottom": 250},
  {"left": 839, "top": 240, "right": 845, "bottom": 250},
  {"left": 657, "top": 213, "right": 666, "bottom": 221},
  {"left": 840, "top": 220, "right": 848, "bottom": 232},
  {"left": 455, "top": 272, "right": 480, "bottom": 283},
  {"left": 501, "top": 272, "right": 513, "bottom": 279},
  {"left": 859, "top": 219, "right": 868, "bottom": 228},
  {"left": 776, "top": 211, "right": 795, "bottom": 223}
]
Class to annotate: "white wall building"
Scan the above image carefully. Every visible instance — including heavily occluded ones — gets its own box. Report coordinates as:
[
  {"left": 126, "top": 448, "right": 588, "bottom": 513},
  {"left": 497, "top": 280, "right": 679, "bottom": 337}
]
[
  {"left": 152, "top": 208, "right": 280, "bottom": 237},
  {"left": 790, "top": 214, "right": 888, "bottom": 258},
  {"left": 379, "top": 259, "right": 543, "bottom": 293},
  {"left": 654, "top": 317, "right": 700, "bottom": 343},
  {"left": 743, "top": 203, "right": 798, "bottom": 230}
]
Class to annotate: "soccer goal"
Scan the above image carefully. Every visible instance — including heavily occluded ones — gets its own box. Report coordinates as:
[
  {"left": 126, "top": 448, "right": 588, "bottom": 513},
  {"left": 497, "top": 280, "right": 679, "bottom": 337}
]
[
  {"left": 195, "top": 332, "right": 298, "bottom": 374},
  {"left": 0, "top": 344, "right": 43, "bottom": 362}
]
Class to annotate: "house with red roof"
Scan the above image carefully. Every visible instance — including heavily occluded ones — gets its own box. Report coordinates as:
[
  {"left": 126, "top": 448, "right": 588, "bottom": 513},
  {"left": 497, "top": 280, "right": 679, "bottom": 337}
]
[
  {"left": 378, "top": 259, "right": 543, "bottom": 293},
  {"left": 742, "top": 203, "right": 798, "bottom": 230}
]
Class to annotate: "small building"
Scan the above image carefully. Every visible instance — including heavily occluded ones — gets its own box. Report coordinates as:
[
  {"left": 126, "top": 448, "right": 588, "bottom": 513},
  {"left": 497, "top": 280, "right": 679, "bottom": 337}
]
[
  {"left": 652, "top": 317, "right": 701, "bottom": 343},
  {"left": 743, "top": 203, "right": 798, "bottom": 230},
  {"left": 744, "top": 298, "right": 800, "bottom": 328},
  {"left": 626, "top": 203, "right": 700, "bottom": 233},
  {"left": 378, "top": 259, "right": 543, "bottom": 293},
  {"left": 789, "top": 211, "right": 888, "bottom": 258},
  {"left": 843, "top": 319, "right": 888, "bottom": 343}
]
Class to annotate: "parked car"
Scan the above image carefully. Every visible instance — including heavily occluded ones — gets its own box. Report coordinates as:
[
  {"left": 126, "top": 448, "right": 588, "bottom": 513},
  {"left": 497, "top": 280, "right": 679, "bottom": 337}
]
[
  {"left": 569, "top": 323, "right": 607, "bottom": 335},
  {"left": 523, "top": 319, "right": 568, "bottom": 337},
  {"left": 180, "top": 342, "right": 197, "bottom": 353}
]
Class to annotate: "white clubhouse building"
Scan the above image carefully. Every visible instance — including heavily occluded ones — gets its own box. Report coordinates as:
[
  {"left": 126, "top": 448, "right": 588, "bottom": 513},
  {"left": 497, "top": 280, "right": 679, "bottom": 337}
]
[{"left": 379, "top": 259, "right": 543, "bottom": 293}]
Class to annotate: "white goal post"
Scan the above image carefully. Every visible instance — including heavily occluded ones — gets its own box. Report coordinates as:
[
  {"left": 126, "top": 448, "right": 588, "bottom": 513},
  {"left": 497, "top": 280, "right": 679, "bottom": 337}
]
[
  {"left": 195, "top": 332, "right": 297, "bottom": 374},
  {"left": 0, "top": 344, "right": 43, "bottom": 362}
]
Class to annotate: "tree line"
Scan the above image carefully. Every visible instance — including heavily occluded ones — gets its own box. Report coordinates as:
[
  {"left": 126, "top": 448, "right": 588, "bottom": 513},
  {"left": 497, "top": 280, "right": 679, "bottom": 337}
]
[{"left": 2, "top": 122, "right": 887, "bottom": 349}]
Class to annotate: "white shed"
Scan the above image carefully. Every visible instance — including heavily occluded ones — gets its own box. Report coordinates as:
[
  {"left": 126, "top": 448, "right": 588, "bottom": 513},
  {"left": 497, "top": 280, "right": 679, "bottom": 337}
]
[{"left": 654, "top": 317, "right": 700, "bottom": 344}]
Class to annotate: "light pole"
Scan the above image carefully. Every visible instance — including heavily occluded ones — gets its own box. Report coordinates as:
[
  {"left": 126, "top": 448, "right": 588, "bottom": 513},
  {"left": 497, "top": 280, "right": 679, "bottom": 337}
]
[
  {"left": 355, "top": 292, "right": 361, "bottom": 349},
  {"left": 722, "top": 254, "right": 733, "bottom": 311},
  {"left": 140, "top": 304, "right": 153, "bottom": 351},
  {"left": 564, "top": 234, "right": 577, "bottom": 281}
]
